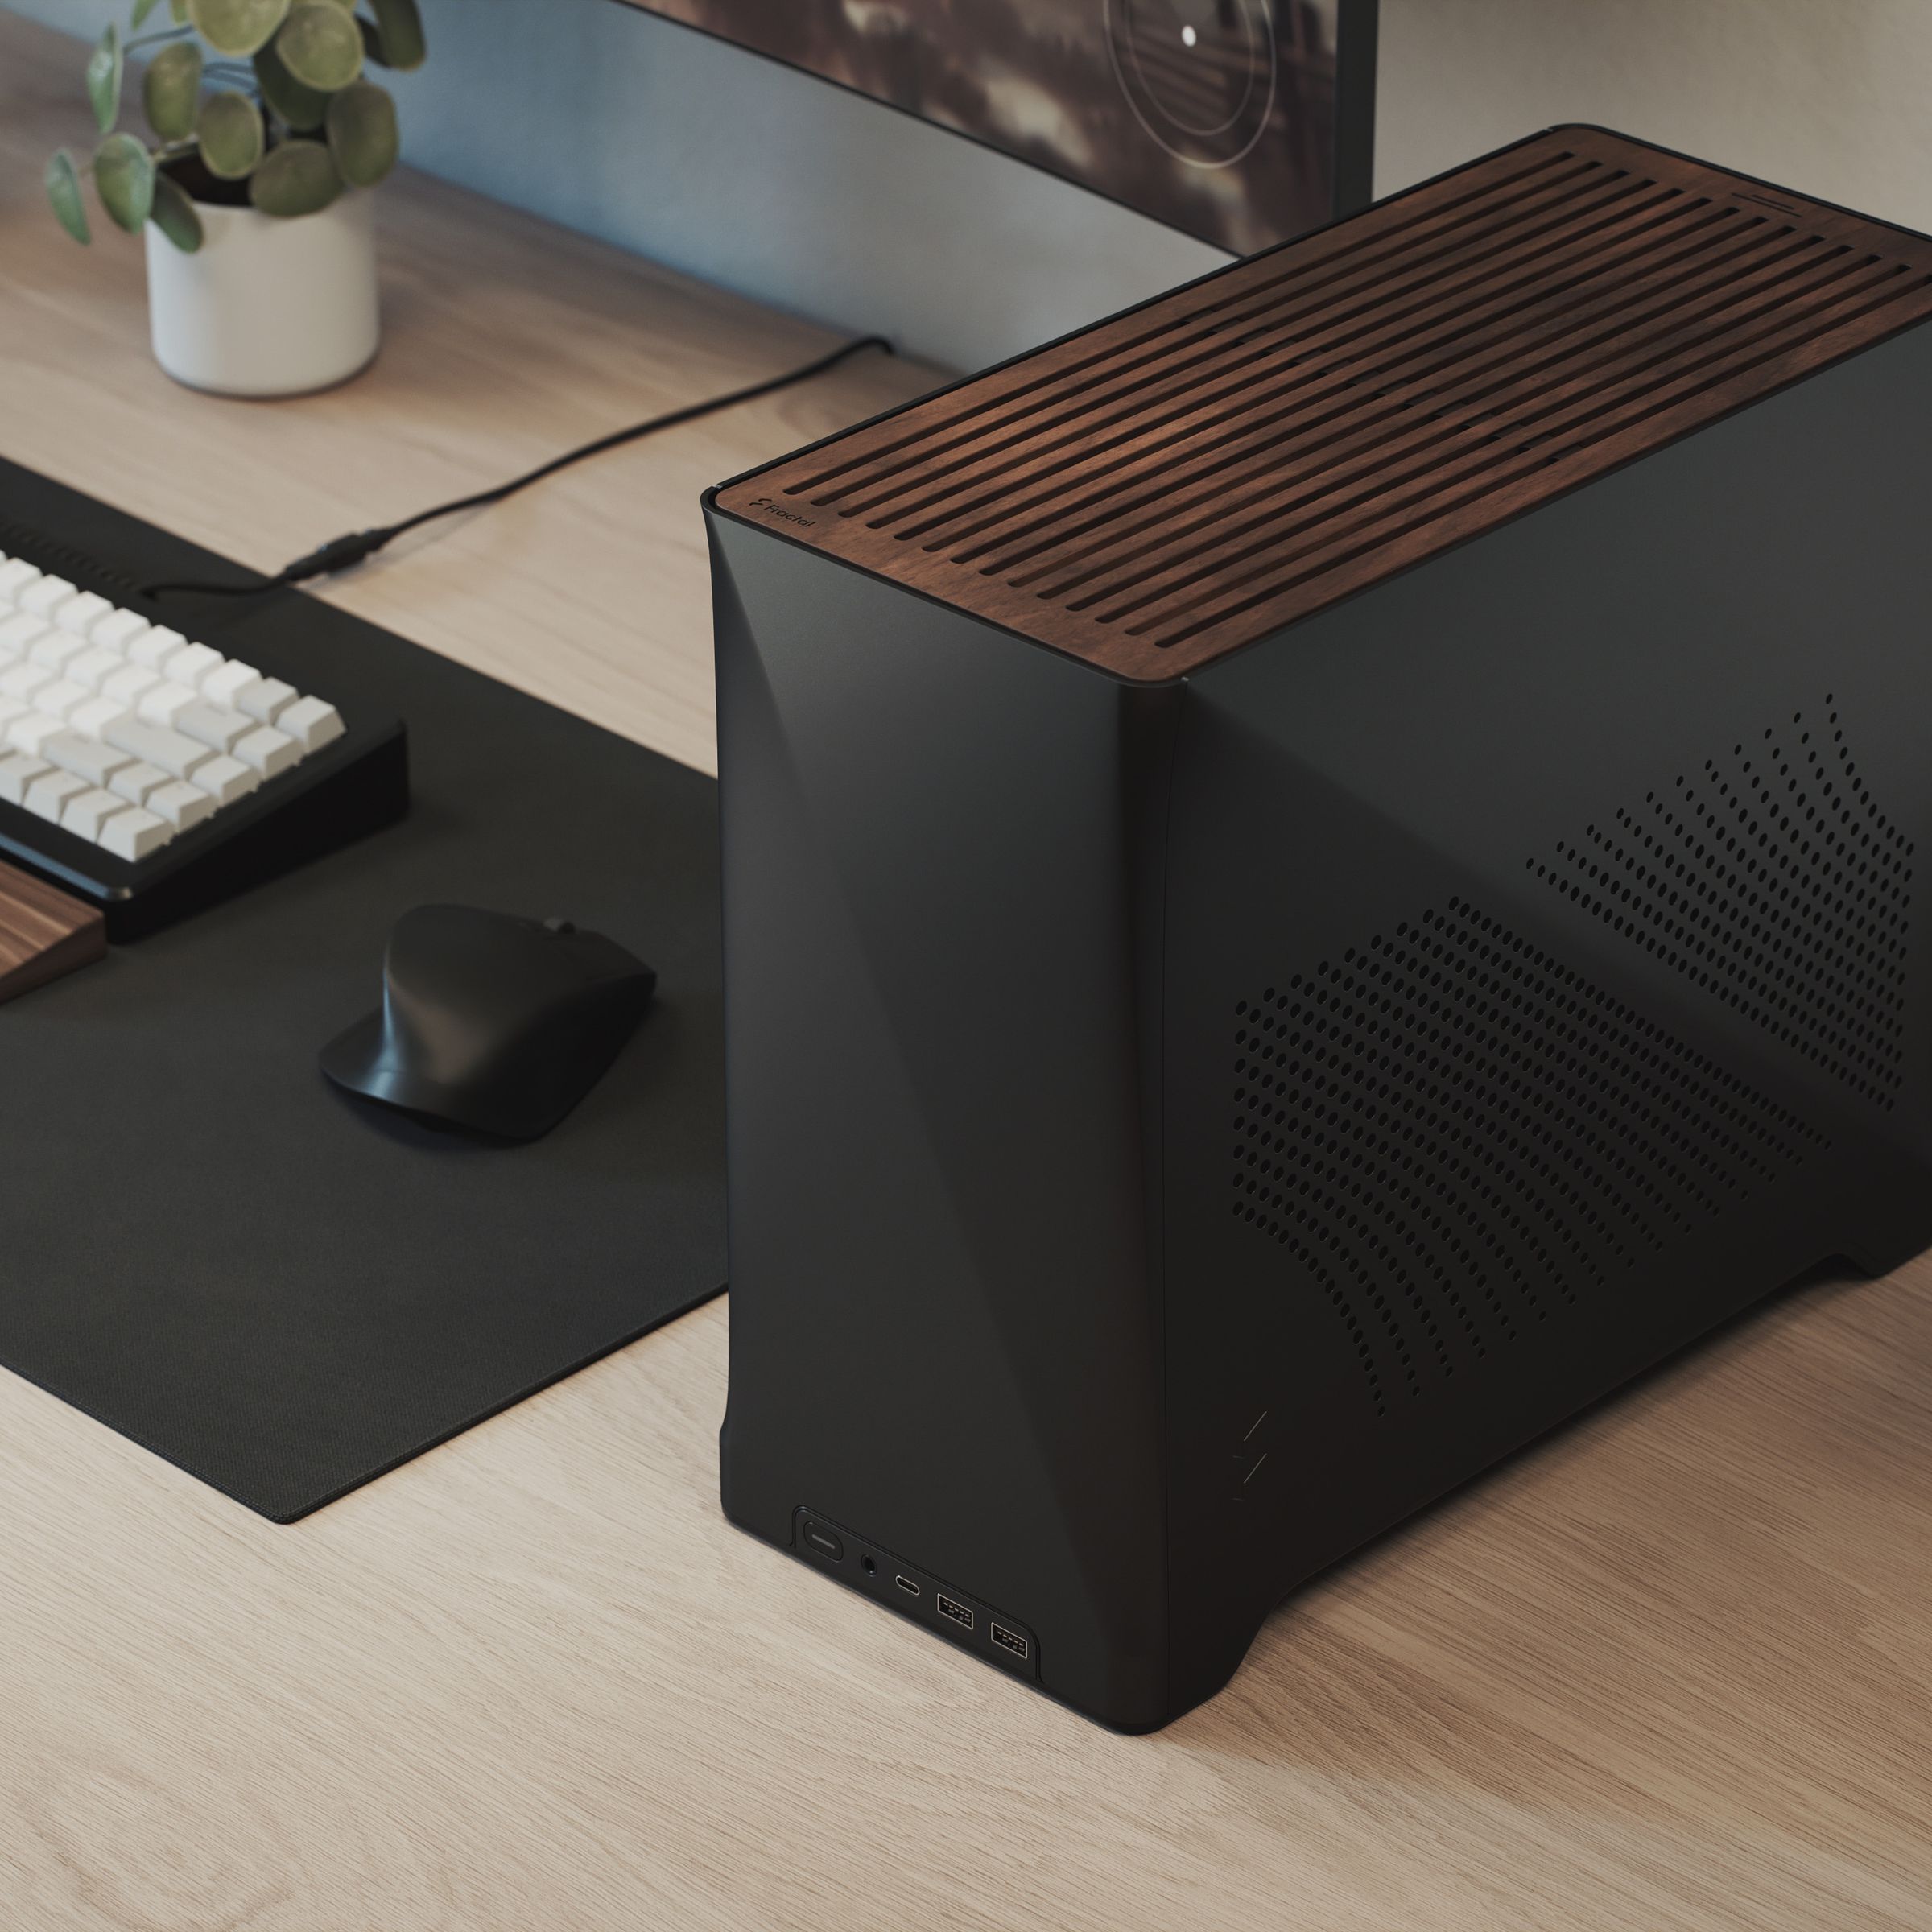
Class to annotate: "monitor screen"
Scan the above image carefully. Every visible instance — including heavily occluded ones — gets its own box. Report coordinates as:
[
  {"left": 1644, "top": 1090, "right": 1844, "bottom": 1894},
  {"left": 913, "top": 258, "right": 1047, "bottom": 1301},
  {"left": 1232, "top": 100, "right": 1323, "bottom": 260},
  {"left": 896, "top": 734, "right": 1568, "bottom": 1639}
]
[{"left": 619, "top": 2, "right": 1374, "bottom": 257}]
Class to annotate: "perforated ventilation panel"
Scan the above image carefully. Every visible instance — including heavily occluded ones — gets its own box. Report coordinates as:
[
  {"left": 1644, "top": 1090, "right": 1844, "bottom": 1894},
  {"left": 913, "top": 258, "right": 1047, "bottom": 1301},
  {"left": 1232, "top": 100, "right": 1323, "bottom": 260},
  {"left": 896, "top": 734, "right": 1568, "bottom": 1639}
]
[
  {"left": 1534, "top": 696, "right": 1912, "bottom": 1111},
  {"left": 1231, "top": 898, "right": 1828, "bottom": 1415},
  {"left": 716, "top": 126, "right": 1932, "bottom": 683}
]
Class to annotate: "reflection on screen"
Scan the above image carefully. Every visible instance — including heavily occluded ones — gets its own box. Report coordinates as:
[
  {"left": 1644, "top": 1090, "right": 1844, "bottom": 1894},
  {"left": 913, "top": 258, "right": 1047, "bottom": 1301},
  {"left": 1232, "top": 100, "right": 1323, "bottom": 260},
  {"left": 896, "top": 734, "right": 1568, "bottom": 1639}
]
[{"left": 625, "top": 1, "right": 1347, "bottom": 254}]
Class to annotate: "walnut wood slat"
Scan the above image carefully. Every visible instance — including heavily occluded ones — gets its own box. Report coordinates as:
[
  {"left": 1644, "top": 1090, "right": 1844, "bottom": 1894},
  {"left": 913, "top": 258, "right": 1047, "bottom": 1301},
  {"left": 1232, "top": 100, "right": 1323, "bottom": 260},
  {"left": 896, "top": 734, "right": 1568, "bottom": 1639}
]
[
  {"left": 0, "top": 858, "right": 105, "bottom": 1003},
  {"left": 715, "top": 126, "right": 1932, "bottom": 682}
]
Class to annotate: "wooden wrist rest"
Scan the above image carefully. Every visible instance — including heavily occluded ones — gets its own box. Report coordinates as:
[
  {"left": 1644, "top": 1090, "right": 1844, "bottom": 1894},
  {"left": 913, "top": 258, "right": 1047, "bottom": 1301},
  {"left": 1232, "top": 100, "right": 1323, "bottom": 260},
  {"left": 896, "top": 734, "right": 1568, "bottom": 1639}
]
[{"left": 0, "top": 859, "right": 105, "bottom": 1003}]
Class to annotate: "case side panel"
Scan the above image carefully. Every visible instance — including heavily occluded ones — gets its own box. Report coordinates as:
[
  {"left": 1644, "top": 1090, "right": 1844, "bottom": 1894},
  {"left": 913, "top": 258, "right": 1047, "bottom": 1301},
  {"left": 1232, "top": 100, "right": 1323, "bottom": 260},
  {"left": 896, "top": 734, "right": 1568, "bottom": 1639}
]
[{"left": 1158, "top": 319, "right": 1932, "bottom": 1720}]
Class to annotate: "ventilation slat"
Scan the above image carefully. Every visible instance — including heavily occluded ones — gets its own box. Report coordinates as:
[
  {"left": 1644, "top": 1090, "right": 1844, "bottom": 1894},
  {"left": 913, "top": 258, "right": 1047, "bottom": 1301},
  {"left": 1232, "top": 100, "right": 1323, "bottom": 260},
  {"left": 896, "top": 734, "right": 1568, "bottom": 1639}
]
[
  {"left": 1127, "top": 265, "right": 1932, "bottom": 648},
  {"left": 717, "top": 127, "right": 1932, "bottom": 681},
  {"left": 848, "top": 165, "right": 1661, "bottom": 529},
  {"left": 968, "top": 209, "right": 1796, "bottom": 584},
  {"left": 964, "top": 200, "right": 1783, "bottom": 576},
  {"left": 782, "top": 144, "right": 1591, "bottom": 501},
  {"left": 934, "top": 191, "right": 1752, "bottom": 565},
  {"left": 1117, "top": 256, "right": 1924, "bottom": 641},
  {"left": 1046, "top": 226, "right": 1851, "bottom": 615}
]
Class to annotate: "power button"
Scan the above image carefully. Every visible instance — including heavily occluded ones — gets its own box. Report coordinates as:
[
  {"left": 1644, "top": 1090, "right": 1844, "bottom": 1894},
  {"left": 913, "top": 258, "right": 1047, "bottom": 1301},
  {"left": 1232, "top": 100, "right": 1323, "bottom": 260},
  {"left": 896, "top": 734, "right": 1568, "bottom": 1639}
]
[{"left": 800, "top": 1517, "right": 844, "bottom": 1561}]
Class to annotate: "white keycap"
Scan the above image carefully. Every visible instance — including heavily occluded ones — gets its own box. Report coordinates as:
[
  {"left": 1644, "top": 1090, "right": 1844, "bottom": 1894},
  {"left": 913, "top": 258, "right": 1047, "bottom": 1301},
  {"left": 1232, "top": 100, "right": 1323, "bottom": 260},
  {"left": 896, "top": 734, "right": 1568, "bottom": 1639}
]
[
  {"left": 25, "top": 768, "right": 87, "bottom": 823},
  {"left": 163, "top": 642, "right": 223, "bottom": 688},
  {"left": 237, "top": 676, "right": 298, "bottom": 725},
  {"left": 62, "top": 786, "right": 132, "bottom": 843},
  {"left": 6, "top": 712, "right": 65, "bottom": 756},
  {"left": 100, "top": 807, "right": 170, "bottom": 861},
  {"left": 90, "top": 607, "right": 149, "bottom": 654},
  {"left": 31, "top": 679, "right": 90, "bottom": 722},
  {"left": 54, "top": 591, "right": 114, "bottom": 635},
  {"left": 127, "top": 624, "right": 187, "bottom": 668},
  {"left": 0, "top": 612, "right": 47, "bottom": 657},
  {"left": 19, "top": 576, "right": 76, "bottom": 617},
  {"left": 41, "top": 729, "right": 132, "bottom": 786},
  {"left": 67, "top": 696, "right": 130, "bottom": 739},
  {"left": 65, "top": 646, "right": 127, "bottom": 691},
  {"left": 137, "top": 681, "right": 196, "bottom": 726},
  {"left": 201, "top": 659, "right": 261, "bottom": 708},
  {"left": 186, "top": 753, "right": 258, "bottom": 806},
  {"left": 233, "top": 724, "right": 301, "bottom": 778},
  {"left": 108, "top": 760, "right": 170, "bottom": 807},
  {"left": 275, "top": 696, "right": 344, "bottom": 751},
  {"left": 103, "top": 713, "right": 216, "bottom": 781},
  {"left": 175, "top": 702, "right": 253, "bottom": 755},
  {"left": 145, "top": 778, "right": 216, "bottom": 832},
  {"left": 101, "top": 663, "right": 159, "bottom": 707},
  {"left": 0, "top": 753, "right": 49, "bottom": 804},
  {"left": 0, "top": 661, "right": 52, "bottom": 701},
  {"left": 0, "top": 557, "right": 353, "bottom": 872},
  {"left": 27, "top": 630, "right": 89, "bottom": 673}
]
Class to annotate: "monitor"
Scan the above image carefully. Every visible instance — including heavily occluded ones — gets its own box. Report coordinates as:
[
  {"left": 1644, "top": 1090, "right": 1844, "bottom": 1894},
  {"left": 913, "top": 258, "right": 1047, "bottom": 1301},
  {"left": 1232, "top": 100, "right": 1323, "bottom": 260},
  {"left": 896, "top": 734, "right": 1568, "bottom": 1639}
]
[{"left": 616, "top": 2, "right": 1380, "bottom": 256}]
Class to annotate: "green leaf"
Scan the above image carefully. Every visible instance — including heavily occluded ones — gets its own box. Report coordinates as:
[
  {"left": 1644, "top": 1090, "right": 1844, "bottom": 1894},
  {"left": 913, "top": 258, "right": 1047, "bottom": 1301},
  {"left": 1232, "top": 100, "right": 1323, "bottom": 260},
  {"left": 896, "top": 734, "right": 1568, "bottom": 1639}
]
[
  {"left": 149, "top": 169, "right": 204, "bottom": 251},
  {"left": 253, "top": 39, "right": 328, "bottom": 129},
  {"left": 169, "top": 0, "right": 188, "bottom": 19},
  {"left": 45, "top": 148, "right": 91, "bottom": 244},
  {"left": 196, "top": 89, "right": 264, "bottom": 177},
  {"left": 361, "top": 0, "right": 423, "bottom": 72},
  {"left": 130, "top": 0, "right": 164, "bottom": 27},
  {"left": 275, "top": 3, "right": 361, "bottom": 91},
  {"left": 324, "top": 78, "right": 396, "bottom": 188},
  {"left": 87, "top": 23, "right": 123, "bottom": 133},
  {"left": 187, "top": 0, "right": 289, "bottom": 56},
  {"left": 142, "top": 39, "right": 202, "bottom": 140},
  {"left": 94, "top": 131, "right": 155, "bottom": 232},
  {"left": 249, "top": 135, "right": 341, "bottom": 217}
]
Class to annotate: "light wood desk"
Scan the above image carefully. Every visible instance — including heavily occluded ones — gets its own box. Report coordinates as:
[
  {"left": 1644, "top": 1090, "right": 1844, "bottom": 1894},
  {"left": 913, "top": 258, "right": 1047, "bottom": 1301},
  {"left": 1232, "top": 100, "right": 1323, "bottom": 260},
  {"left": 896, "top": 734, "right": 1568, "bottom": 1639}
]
[{"left": 2, "top": 15, "right": 1928, "bottom": 1929}]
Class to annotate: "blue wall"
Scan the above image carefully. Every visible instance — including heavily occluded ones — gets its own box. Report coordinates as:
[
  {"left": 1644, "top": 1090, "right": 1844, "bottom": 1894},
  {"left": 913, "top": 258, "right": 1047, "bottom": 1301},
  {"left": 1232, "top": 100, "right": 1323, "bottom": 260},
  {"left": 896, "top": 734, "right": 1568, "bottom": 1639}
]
[{"left": 8, "top": 0, "right": 1228, "bottom": 368}]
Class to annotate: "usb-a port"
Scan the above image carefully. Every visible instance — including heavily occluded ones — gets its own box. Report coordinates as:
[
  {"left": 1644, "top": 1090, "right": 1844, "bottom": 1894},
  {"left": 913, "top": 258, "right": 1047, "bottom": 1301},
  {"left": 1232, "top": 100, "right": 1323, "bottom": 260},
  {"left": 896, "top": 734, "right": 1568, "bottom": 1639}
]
[
  {"left": 935, "top": 1593, "right": 973, "bottom": 1631},
  {"left": 990, "top": 1621, "right": 1028, "bottom": 1662}
]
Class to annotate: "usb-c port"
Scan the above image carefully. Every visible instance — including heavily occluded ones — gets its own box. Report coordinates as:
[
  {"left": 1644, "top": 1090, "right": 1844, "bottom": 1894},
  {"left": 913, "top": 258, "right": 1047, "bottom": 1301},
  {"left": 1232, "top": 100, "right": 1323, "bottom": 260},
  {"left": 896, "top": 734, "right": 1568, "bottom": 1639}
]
[{"left": 894, "top": 1575, "right": 921, "bottom": 1597}]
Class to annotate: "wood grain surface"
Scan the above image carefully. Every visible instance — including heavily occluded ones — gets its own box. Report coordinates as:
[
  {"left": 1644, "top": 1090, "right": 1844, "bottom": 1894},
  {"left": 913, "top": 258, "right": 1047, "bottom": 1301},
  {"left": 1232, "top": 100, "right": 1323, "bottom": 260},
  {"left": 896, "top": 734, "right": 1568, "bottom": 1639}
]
[
  {"left": 0, "top": 857, "right": 104, "bottom": 1001},
  {"left": 718, "top": 125, "right": 1932, "bottom": 681},
  {"left": 1, "top": 14, "right": 1928, "bottom": 1930}
]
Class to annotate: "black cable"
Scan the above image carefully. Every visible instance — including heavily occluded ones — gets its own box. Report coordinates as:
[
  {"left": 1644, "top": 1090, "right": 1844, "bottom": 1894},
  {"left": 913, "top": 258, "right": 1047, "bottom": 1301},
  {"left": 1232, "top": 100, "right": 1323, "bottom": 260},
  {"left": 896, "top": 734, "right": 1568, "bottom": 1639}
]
[{"left": 141, "top": 332, "right": 895, "bottom": 601}]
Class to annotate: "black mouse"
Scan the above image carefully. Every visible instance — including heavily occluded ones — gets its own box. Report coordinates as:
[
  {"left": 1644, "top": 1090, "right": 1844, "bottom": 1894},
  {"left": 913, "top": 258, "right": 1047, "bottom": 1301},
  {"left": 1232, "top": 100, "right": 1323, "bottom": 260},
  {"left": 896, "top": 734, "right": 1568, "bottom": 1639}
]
[{"left": 320, "top": 905, "right": 657, "bottom": 1141}]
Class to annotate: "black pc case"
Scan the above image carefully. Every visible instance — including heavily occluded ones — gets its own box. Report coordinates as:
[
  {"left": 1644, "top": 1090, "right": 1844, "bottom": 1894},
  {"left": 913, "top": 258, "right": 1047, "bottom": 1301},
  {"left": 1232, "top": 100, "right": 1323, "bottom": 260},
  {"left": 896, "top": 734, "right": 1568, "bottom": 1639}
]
[{"left": 703, "top": 127, "right": 1932, "bottom": 1731}]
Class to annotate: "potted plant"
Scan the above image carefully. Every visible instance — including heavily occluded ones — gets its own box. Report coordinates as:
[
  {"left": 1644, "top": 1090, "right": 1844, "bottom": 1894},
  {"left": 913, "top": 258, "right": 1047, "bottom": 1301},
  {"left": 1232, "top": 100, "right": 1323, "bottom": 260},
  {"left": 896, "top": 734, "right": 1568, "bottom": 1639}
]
[{"left": 45, "top": 0, "right": 426, "bottom": 398}]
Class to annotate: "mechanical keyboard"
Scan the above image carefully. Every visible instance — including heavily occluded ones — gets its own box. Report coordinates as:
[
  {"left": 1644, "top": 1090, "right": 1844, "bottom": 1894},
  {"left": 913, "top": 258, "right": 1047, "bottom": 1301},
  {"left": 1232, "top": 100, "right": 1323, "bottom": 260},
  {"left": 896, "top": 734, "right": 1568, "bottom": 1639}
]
[{"left": 0, "top": 489, "right": 407, "bottom": 939}]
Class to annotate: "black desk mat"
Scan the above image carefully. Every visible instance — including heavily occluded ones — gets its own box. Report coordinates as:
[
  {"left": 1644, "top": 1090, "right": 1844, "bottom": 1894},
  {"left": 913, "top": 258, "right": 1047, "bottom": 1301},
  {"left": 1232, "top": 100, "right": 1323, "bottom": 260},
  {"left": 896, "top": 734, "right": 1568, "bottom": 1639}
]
[{"left": 0, "top": 460, "right": 725, "bottom": 1520}]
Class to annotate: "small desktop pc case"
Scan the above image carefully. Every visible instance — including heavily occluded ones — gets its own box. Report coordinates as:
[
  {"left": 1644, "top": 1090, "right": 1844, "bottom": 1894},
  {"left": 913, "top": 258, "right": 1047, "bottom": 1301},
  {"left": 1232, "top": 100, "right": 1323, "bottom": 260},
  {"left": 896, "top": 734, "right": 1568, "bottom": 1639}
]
[{"left": 704, "top": 126, "right": 1932, "bottom": 1731}]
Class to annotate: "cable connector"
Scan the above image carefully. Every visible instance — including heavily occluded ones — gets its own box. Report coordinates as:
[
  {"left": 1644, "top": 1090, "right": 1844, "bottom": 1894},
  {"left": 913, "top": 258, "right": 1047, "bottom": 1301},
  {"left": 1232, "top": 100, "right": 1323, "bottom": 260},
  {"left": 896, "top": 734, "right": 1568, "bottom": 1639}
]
[{"left": 278, "top": 527, "right": 395, "bottom": 584}]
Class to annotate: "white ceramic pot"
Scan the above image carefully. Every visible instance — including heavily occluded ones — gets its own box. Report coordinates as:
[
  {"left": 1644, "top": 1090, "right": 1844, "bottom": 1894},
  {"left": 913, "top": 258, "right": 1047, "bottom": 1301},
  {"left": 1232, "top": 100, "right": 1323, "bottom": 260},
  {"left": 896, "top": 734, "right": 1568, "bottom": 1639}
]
[{"left": 144, "top": 189, "right": 380, "bottom": 398}]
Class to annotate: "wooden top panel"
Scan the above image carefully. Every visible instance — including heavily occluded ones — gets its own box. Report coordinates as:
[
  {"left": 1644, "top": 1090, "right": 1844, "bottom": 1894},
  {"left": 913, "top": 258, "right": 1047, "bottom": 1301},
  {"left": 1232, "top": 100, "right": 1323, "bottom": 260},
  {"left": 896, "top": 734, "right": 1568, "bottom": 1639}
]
[{"left": 715, "top": 126, "right": 1932, "bottom": 681}]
